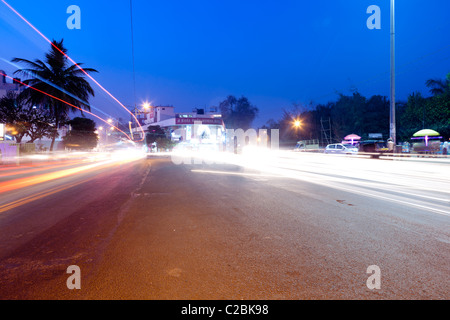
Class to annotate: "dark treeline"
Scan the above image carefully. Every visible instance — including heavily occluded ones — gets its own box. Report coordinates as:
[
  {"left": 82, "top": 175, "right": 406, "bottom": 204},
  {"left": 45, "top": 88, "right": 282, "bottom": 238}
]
[{"left": 262, "top": 73, "right": 450, "bottom": 145}]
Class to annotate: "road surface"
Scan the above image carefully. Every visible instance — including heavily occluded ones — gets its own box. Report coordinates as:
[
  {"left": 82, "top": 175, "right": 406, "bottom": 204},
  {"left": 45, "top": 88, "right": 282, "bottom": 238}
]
[{"left": 0, "top": 151, "right": 449, "bottom": 299}]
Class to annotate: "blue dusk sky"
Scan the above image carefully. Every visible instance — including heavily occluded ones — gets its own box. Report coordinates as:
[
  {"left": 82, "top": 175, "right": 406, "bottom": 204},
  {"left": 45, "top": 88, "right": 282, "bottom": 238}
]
[{"left": 1, "top": 0, "right": 449, "bottom": 127}]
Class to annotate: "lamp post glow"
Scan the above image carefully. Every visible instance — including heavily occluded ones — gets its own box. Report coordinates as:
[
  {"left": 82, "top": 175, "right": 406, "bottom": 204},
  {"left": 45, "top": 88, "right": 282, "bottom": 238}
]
[{"left": 293, "top": 119, "right": 302, "bottom": 141}]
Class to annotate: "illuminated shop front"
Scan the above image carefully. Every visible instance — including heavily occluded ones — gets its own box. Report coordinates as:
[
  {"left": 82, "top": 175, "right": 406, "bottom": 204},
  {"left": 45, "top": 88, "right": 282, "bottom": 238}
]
[
  {"left": 171, "top": 117, "right": 225, "bottom": 145},
  {"left": 133, "top": 107, "right": 225, "bottom": 146}
]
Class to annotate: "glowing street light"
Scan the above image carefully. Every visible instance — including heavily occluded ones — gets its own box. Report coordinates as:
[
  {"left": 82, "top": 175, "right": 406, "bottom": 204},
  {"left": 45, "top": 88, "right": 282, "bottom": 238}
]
[
  {"left": 292, "top": 118, "right": 302, "bottom": 130},
  {"left": 292, "top": 119, "right": 302, "bottom": 141}
]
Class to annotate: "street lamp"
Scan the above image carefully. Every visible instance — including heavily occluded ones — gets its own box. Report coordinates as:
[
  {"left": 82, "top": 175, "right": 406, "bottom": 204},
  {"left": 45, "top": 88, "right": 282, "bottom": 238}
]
[
  {"left": 292, "top": 118, "right": 302, "bottom": 141},
  {"left": 129, "top": 101, "right": 153, "bottom": 141}
]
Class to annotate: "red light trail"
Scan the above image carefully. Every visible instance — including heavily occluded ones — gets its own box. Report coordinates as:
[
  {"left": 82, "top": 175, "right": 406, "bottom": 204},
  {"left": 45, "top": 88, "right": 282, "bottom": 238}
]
[
  {"left": 0, "top": 0, "right": 146, "bottom": 141},
  {"left": 0, "top": 72, "right": 133, "bottom": 141}
]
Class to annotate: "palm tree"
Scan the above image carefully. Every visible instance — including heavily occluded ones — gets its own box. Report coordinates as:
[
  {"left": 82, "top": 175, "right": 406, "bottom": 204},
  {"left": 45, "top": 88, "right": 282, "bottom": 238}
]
[
  {"left": 12, "top": 39, "right": 98, "bottom": 151},
  {"left": 425, "top": 73, "right": 450, "bottom": 97}
]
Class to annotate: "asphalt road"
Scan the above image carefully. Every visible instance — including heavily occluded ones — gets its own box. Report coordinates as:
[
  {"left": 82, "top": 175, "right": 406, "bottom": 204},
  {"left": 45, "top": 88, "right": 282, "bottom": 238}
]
[{"left": 0, "top": 152, "right": 448, "bottom": 299}]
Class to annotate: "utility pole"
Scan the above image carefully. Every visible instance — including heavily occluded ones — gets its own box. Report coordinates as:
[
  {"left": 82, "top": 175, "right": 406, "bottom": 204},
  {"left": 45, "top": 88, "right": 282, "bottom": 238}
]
[{"left": 390, "top": 0, "right": 396, "bottom": 145}]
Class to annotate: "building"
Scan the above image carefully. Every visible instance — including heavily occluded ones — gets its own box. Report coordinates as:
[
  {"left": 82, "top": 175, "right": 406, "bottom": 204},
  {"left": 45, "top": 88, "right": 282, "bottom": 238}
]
[
  {"left": 1, "top": 71, "right": 24, "bottom": 144},
  {"left": 0, "top": 70, "right": 24, "bottom": 98},
  {"left": 132, "top": 106, "right": 225, "bottom": 145}
]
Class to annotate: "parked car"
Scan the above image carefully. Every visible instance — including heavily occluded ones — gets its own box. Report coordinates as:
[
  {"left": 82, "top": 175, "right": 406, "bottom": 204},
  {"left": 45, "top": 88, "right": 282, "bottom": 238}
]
[
  {"left": 324, "top": 143, "right": 358, "bottom": 155},
  {"left": 294, "top": 140, "right": 320, "bottom": 152},
  {"left": 294, "top": 141, "right": 306, "bottom": 151}
]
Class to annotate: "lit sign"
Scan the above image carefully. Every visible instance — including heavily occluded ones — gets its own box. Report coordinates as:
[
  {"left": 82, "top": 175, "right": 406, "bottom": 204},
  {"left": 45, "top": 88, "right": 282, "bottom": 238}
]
[
  {"left": 368, "top": 133, "right": 383, "bottom": 139},
  {"left": 0, "top": 123, "right": 4, "bottom": 140},
  {"left": 176, "top": 118, "right": 223, "bottom": 125},
  {"left": 148, "top": 109, "right": 155, "bottom": 122}
]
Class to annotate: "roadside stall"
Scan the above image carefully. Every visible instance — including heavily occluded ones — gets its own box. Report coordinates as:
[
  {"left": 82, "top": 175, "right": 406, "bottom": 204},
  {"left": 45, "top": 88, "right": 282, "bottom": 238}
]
[
  {"left": 341, "top": 134, "right": 361, "bottom": 146},
  {"left": 411, "top": 129, "right": 442, "bottom": 154}
]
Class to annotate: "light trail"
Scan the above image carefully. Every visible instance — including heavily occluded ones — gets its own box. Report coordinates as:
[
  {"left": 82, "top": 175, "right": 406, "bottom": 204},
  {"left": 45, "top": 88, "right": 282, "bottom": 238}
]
[
  {"left": 0, "top": 152, "right": 145, "bottom": 194},
  {"left": 0, "top": 0, "right": 145, "bottom": 141},
  {"left": 0, "top": 178, "right": 88, "bottom": 213},
  {"left": 1, "top": 57, "right": 115, "bottom": 121},
  {"left": 0, "top": 159, "right": 88, "bottom": 178},
  {"left": 187, "top": 149, "right": 450, "bottom": 216},
  {"left": 0, "top": 72, "right": 133, "bottom": 140},
  {"left": 0, "top": 159, "right": 81, "bottom": 172},
  {"left": 270, "top": 154, "right": 450, "bottom": 194},
  {"left": 0, "top": 160, "right": 111, "bottom": 193},
  {"left": 191, "top": 169, "right": 279, "bottom": 178}
]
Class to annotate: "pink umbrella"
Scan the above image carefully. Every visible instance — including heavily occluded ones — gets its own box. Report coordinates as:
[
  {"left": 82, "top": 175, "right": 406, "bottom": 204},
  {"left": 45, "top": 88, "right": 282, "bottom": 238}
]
[{"left": 344, "top": 134, "right": 361, "bottom": 144}]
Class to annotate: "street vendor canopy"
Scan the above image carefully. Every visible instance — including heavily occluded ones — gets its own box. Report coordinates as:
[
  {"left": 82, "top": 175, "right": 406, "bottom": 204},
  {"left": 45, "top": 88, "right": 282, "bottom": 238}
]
[
  {"left": 344, "top": 134, "right": 361, "bottom": 140},
  {"left": 412, "top": 129, "right": 440, "bottom": 137}
]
